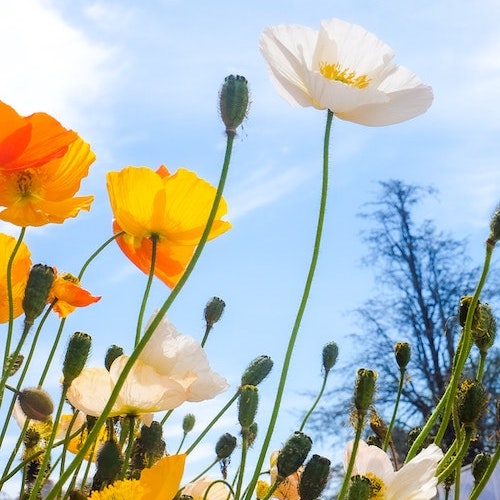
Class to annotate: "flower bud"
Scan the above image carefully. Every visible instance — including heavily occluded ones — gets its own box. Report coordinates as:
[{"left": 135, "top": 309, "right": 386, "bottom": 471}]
[
  {"left": 472, "top": 452, "right": 491, "bottom": 485},
  {"left": 369, "top": 408, "right": 387, "bottom": 444},
  {"left": 322, "top": 342, "right": 338, "bottom": 373},
  {"left": 238, "top": 384, "right": 259, "bottom": 433},
  {"left": 182, "top": 413, "right": 196, "bottom": 434},
  {"left": 204, "top": 297, "right": 225, "bottom": 328},
  {"left": 5, "top": 353, "right": 24, "bottom": 377},
  {"left": 22, "top": 264, "right": 55, "bottom": 326},
  {"left": 216, "top": 433, "right": 237, "bottom": 460},
  {"left": 241, "top": 355, "right": 273, "bottom": 386},
  {"left": 298, "top": 454, "right": 331, "bottom": 500},
  {"left": 24, "top": 428, "right": 41, "bottom": 449},
  {"left": 105, "top": 345, "right": 124, "bottom": 371},
  {"left": 18, "top": 387, "right": 54, "bottom": 421},
  {"left": 472, "top": 303, "right": 497, "bottom": 353},
  {"left": 348, "top": 476, "right": 371, "bottom": 500},
  {"left": 394, "top": 342, "right": 411, "bottom": 370},
  {"left": 138, "top": 421, "right": 165, "bottom": 455},
  {"left": 488, "top": 204, "right": 500, "bottom": 246},
  {"left": 62, "top": 332, "right": 92, "bottom": 389},
  {"left": 456, "top": 379, "right": 488, "bottom": 428},
  {"left": 354, "top": 369, "right": 377, "bottom": 413},
  {"left": 458, "top": 296, "right": 480, "bottom": 329},
  {"left": 247, "top": 422, "right": 258, "bottom": 448},
  {"left": 276, "top": 431, "right": 312, "bottom": 479},
  {"left": 93, "top": 439, "right": 123, "bottom": 488},
  {"left": 219, "top": 75, "right": 249, "bottom": 134}
]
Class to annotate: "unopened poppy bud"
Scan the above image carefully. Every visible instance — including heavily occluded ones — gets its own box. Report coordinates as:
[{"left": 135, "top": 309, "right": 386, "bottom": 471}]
[
  {"left": 472, "top": 452, "right": 491, "bottom": 484},
  {"left": 18, "top": 387, "right": 54, "bottom": 421},
  {"left": 472, "top": 303, "right": 497, "bottom": 353},
  {"left": 247, "top": 422, "right": 258, "bottom": 448},
  {"left": 23, "top": 264, "right": 55, "bottom": 327},
  {"left": 105, "top": 345, "right": 124, "bottom": 371},
  {"left": 182, "top": 413, "right": 196, "bottom": 434},
  {"left": 354, "top": 369, "right": 377, "bottom": 413},
  {"left": 487, "top": 204, "right": 500, "bottom": 246},
  {"left": 95, "top": 439, "right": 123, "bottom": 486},
  {"left": 239, "top": 384, "right": 259, "bottom": 433},
  {"left": 219, "top": 74, "right": 249, "bottom": 135},
  {"left": 241, "top": 355, "right": 273, "bottom": 386},
  {"left": 276, "top": 431, "right": 312, "bottom": 479},
  {"left": 458, "top": 296, "right": 480, "bottom": 329},
  {"left": 204, "top": 297, "right": 225, "bottom": 327},
  {"left": 369, "top": 408, "right": 387, "bottom": 443},
  {"left": 348, "top": 476, "right": 370, "bottom": 500},
  {"left": 394, "top": 342, "right": 411, "bottom": 370},
  {"left": 322, "top": 342, "right": 338, "bottom": 373},
  {"left": 139, "top": 421, "right": 165, "bottom": 454},
  {"left": 5, "top": 353, "right": 24, "bottom": 377},
  {"left": 299, "top": 454, "right": 331, "bottom": 500},
  {"left": 62, "top": 332, "right": 91, "bottom": 389},
  {"left": 456, "top": 379, "right": 488, "bottom": 428},
  {"left": 216, "top": 432, "right": 237, "bottom": 459}
]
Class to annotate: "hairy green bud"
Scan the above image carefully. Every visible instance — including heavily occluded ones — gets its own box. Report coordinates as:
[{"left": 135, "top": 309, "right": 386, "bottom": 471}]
[
  {"left": 219, "top": 75, "right": 249, "bottom": 134},
  {"left": 276, "top": 431, "right": 312, "bottom": 479},
  {"left": 241, "top": 355, "right": 273, "bottom": 386}
]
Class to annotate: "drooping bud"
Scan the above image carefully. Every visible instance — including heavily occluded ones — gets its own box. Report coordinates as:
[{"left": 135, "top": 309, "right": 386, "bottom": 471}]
[
  {"left": 472, "top": 452, "right": 491, "bottom": 485},
  {"left": 487, "top": 204, "right": 500, "bottom": 247},
  {"left": 241, "top": 355, "right": 273, "bottom": 386},
  {"left": 369, "top": 408, "right": 387, "bottom": 444},
  {"left": 104, "top": 345, "right": 124, "bottom": 371},
  {"left": 238, "top": 385, "right": 259, "bottom": 434},
  {"left": 247, "top": 422, "right": 258, "bottom": 448},
  {"left": 182, "top": 414, "right": 196, "bottom": 434},
  {"left": 92, "top": 439, "right": 123, "bottom": 490},
  {"left": 204, "top": 297, "right": 225, "bottom": 328},
  {"left": 298, "top": 454, "right": 331, "bottom": 500},
  {"left": 219, "top": 75, "right": 249, "bottom": 135},
  {"left": 18, "top": 387, "right": 54, "bottom": 421},
  {"left": 394, "top": 342, "right": 411, "bottom": 370},
  {"left": 276, "top": 431, "right": 312, "bottom": 479},
  {"left": 322, "top": 342, "right": 338, "bottom": 374},
  {"left": 472, "top": 303, "right": 497, "bottom": 353},
  {"left": 347, "top": 476, "right": 370, "bottom": 500},
  {"left": 22, "top": 264, "right": 55, "bottom": 327},
  {"left": 456, "top": 379, "right": 488, "bottom": 428},
  {"left": 62, "top": 332, "right": 92, "bottom": 389},
  {"left": 354, "top": 369, "right": 377, "bottom": 413},
  {"left": 215, "top": 433, "right": 237, "bottom": 460}
]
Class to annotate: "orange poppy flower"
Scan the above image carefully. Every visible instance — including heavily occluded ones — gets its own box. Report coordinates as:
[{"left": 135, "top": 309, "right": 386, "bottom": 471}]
[
  {"left": 0, "top": 101, "right": 77, "bottom": 172},
  {"left": 49, "top": 271, "right": 101, "bottom": 318},
  {"left": 106, "top": 166, "right": 231, "bottom": 288},
  {"left": 0, "top": 105, "right": 96, "bottom": 226},
  {"left": 0, "top": 233, "right": 32, "bottom": 323}
]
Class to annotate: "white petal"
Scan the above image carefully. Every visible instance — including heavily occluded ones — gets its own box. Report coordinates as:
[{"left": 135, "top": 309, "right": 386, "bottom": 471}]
[
  {"left": 182, "top": 477, "right": 231, "bottom": 500},
  {"left": 386, "top": 444, "right": 443, "bottom": 500},
  {"left": 344, "top": 440, "right": 394, "bottom": 481}
]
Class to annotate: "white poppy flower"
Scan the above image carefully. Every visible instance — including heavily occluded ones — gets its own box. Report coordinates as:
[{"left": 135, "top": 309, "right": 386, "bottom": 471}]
[
  {"left": 182, "top": 477, "right": 230, "bottom": 500},
  {"left": 260, "top": 18, "right": 433, "bottom": 126},
  {"left": 66, "top": 314, "right": 228, "bottom": 419},
  {"left": 344, "top": 439, "right": 443, "bottom": 499}
]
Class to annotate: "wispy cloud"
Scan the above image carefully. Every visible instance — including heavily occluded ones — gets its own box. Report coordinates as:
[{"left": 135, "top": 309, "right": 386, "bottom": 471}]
[{"left": 227, "top": 165, "right": 313, "bottom": 219}]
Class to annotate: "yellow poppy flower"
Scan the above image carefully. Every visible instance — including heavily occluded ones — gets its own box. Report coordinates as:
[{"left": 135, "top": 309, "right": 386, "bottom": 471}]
[
  {"left": 48, "top": 270, "right": 101, "bottom": 318},
  {"left": 0, "top": 233, "right": 31, "bottom": 323},
  {"left": 0, "top": 137, "right": 96, "bottom": 227},
  {"left": 88, "top": 454, "right": 185, "bottom": 500},
  {"left": 260, "top": 18, "right": 433, "bottom": 126},
  {"left": 106, "top": 165, "right": 231, "bottom": 288}
]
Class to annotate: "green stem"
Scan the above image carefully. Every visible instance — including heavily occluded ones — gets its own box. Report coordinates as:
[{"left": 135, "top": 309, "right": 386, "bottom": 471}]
[
  {"left": 46, "top": 130, "right": 236, "bottom": 500},
  {"left": 437, "top": 427, "right": 472, "bottom": 482},
  {"left": 243, "top": 109, "right": 333, "bottom": 500},
  {"left": 201, "top": 324, "right": 212, "bottom": 348},
  {"left": 299, "top": 372, "right": 328, "bottom": 432},
  {"left": 383, "top": 368, "right": 405, "bottom": 452},
  {"left": 119, "top": 416, "right": 136, "bottom": 479},
  {"left": 234, "top": 434, "right": 249, "bottom": 500},
  {"left": 77, "top": 232, "right": 123, "bottom": 281},
  {"left": 135, "top": 235, "right": 157, "bottom": 346},
  {"left": 186, "top": 458, "right": 219, "bottom": 485},
  {"left": 476, "top": 351, "right": 487, "bottom": 382},
  {"left": 337, "top": 413, "right": 365, "bottom": 500}
]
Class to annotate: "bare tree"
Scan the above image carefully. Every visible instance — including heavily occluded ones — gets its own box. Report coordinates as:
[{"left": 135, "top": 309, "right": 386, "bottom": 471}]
[{"left": 312, "top": 180, "right": 500, "bottom": 458}]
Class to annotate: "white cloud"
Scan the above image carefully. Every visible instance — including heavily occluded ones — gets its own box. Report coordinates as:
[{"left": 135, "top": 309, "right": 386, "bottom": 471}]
[
  {"left": 0, "top": 0, "right": 120, "bottom": 128},
  {"left": 227, "top": 165, "right": 313, "bottom": 219}
]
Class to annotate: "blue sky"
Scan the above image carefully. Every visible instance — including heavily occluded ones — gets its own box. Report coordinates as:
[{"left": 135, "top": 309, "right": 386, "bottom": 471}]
[{"left": 1, "top": 0, "right": 500, "bottom": 492}]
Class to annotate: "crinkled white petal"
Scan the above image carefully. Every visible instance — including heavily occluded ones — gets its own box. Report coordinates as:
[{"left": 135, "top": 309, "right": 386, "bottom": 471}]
[
  {"left": 386, "top": 444, "right": 443, "bottom": 500},
  {"left": 344, "top": 440, "right": 394, "bottom": 481},
  {"left": 260, "top": 17, "right": 433, "bottom": 125}
]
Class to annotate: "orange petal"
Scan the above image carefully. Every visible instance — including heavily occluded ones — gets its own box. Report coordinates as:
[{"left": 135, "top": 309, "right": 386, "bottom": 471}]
[
  {"left": 50, "top": 277, "right": 101, "bottom": 318},
  {"left": 140, "top": 454, "right": 186, "bottom": 500}
]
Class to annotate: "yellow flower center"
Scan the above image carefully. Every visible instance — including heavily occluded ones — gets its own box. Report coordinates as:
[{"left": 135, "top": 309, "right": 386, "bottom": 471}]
[
  {"left": 17, "top": 171, "right": 34, "bottom": 197},
  {"left": 88, "top": 479, "right": 145, "bottom": 499},
  {"left": 365, "top": 472, "right": 387, "bottom": 499},
  {"left": 319, "top": 62, "right": 370, "bottom": 88}
]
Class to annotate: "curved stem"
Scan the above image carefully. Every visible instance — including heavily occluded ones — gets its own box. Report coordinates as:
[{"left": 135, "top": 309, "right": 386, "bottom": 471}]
[
  {"left": 46, "top": 131, "right": 236, "bottom": 500},
  {"left": 383, "top": 368, "right": 405, "bottom": 452},
  {"left": 243, "top": 109, "right": 333, "bottom": 500},
  {"left": 77, "top": 232, "right": 124, "bottom": 281},
  {"left": 299, "top": 372, "right": 329, "bottom": 432}
]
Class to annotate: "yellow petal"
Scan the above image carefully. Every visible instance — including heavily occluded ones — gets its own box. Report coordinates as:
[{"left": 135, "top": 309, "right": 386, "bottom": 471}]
[{"left": 140, "top": 454, "right": 186, "bottom": 500}]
